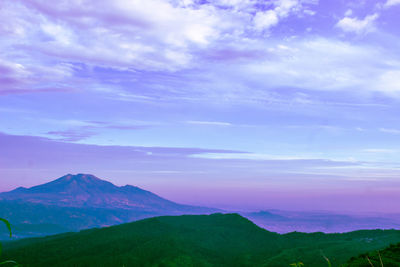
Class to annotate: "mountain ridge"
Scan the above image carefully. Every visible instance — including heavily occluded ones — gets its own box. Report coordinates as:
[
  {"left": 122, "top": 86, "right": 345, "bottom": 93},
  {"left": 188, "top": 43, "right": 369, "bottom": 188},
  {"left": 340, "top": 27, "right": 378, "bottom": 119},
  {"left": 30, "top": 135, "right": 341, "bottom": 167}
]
[
  {"left": 0, "top": 173, "right": 219, "bottom": 239},
  {"left": 0, "top": 173, "right": 213, "bottom": 213}
]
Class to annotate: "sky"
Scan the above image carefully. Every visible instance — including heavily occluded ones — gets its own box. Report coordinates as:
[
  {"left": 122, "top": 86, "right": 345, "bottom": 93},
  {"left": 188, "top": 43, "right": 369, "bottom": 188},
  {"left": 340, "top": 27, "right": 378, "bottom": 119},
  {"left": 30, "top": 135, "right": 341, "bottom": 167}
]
[{"left": 1, "top": 0, "right": 400, "bottom": 213}]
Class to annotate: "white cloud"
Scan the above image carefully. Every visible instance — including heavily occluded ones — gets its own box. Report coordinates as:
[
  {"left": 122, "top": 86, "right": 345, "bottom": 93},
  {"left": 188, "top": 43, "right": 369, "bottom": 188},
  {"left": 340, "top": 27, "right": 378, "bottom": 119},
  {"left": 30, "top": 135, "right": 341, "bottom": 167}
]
[
  {"left": 336, "top": 13, "right": 379, "bottom": 34},
  {"left": 253, "top": 0, "right": 303, "bottom": 32},
  {"left": 212, "top": 0, "right": 253, "bottom": 9},
  {"left": 303, "top": 9, "right": 316, "bottom": 16},
  {"left": 0, "top": 0, "right": 321, "bottom": 96},
  {"left": 344, "top": 9, "right": 353, "bottom": 17},
  {"left": 41, "top": 23, "right": 74, "bottom": 46},
  {"left": 243, "top": 38, "right": 382, "bottom": 92},
  {"left": 0, "top": 0, "right": 231, "bottom": 72},
  {"left": 1, "top": 0, "right": 400, "bottom": 101},
  {"left": 275, "top": 0, "right": 301, "bottom": 17},
  {"left": 376, "top": 70, "right": 400, "bottom": 94},
  {"left": 384, "top": 0, "right": 400, "bottom": 8},
  {"left": 254, "top": 10, "right": 279, "bottom": 31},
  {"left": 138, "top": 36, "right": 400, "bottom": 104}
]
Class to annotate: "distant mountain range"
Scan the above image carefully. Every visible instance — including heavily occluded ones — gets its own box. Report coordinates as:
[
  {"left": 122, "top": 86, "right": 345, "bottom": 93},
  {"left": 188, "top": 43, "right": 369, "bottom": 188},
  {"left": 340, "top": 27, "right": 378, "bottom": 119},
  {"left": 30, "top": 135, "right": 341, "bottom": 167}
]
[
  {"left": 3, "top": 213, "right": 400, "bottom": 267},
  {"left": 242, "top": 210, "right": 400, "bottom": 233},
  {"left": 1, "top": 173, "right": 400, "bottom": 240},
  {"left": 0, "top": 173, "right": 218, "bottom": 238}
]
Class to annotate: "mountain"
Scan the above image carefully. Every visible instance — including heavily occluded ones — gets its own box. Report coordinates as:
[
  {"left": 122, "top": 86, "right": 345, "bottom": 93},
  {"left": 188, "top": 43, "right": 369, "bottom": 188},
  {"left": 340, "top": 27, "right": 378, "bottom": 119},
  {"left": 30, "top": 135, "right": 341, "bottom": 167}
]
[
  {"left": 0, "top": 173, "right": 213, "bottom": 213},
  {"left": 2, "top": 173, "right": 399, "bottom": 241},
  {"left": 3, "top": 213, "right": 400, "bottom": 267},
  {"left": 243, "top": 210, "right": 400, "bottom": 233},
  {"left": 0, "top": 174, "right": 218, "bottom": 239}
]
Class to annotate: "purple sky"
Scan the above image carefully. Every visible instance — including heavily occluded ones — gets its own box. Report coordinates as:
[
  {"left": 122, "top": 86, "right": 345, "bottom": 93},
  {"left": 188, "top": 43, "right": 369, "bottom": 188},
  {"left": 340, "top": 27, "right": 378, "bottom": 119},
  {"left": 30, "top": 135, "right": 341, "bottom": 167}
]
[{"left": 1, "top": 0, "right": 400, "bottom": 213}]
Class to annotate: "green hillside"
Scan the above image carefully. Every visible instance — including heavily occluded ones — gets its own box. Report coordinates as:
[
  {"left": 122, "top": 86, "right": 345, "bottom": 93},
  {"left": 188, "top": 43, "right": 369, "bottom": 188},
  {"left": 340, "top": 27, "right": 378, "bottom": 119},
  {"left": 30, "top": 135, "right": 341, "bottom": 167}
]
[{"left": 2, "top": 213, "right": 400, "bottom": 267}]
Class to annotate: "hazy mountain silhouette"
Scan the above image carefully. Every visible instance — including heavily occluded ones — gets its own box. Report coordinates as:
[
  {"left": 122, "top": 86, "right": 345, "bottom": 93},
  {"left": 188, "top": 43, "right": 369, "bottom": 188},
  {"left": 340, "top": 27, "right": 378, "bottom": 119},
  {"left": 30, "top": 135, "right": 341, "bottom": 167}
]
[
  {"left": 0, "top": 174, "right": 218, "bottom": 238},
  {"left": 0, "top": 173, "right": 215, "bottom": 213},
  {"left": 243, "top": 210, "right": 400, "bottom": 233}
]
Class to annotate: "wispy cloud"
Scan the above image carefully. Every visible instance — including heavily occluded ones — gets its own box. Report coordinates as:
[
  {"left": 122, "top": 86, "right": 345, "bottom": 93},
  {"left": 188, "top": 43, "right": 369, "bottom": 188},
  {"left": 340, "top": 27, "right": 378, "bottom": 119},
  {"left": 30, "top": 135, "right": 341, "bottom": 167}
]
[
  {"left": 185, "top": 120, "right": 232, "bottom": 126},
  {"left": 384, "top": 0, "right": 400, "bottom": 8},
  {"left": 253, "top": 0, "right": 317, "bottom": 32},
  {"left": 191, "top": 152, "right": 361, "bottom": 168},
  {"left": 46, "top": 130, "right": 97, "bottom": 142},
  {"left": 1, "top": 131, "right": 244, "bottom": 159},
  {"left": 380, "top": 128, "right": 400, "bottom": 134},
  {"left": 44, "top": 120, "right": 151, "bottom": 142},
  {"left": 363, "top": 148, "right": 397, "bottom": 153}
]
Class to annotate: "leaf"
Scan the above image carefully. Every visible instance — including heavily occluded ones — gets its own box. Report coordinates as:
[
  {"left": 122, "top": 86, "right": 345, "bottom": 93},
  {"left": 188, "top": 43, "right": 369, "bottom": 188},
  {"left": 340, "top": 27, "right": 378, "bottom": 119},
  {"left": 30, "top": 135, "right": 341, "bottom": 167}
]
[
  {"left": 0, "top": 260, "right": 18, "bottom": 266},
  {"left": 289, "top": 262, "right": 304, "bottom": 267},
  {"left": 320, "top": 250, "right": 332, "bottom": 267},
  {"left": 366, "top": 256, "right": 375, "bottom": 267},
  {"left": 378, "top": 251, "right": 383, "bottom": 267},
  {"left": 0, "top": 219, "right": 11, "bottom": 238},
  {"left": 0, "top": 218, "right": 12, "bottom": 260}
]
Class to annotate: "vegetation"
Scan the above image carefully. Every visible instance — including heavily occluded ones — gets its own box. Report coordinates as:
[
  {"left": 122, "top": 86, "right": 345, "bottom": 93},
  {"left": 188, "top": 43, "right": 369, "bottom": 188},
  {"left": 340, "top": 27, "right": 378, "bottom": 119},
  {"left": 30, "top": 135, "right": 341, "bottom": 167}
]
[
  {"left": 2, "top": 213, "right": 400, "bottom": 267},
  {"left": 345, "top": 242, "right": 400, "bottom": 266},
  {"left": 0, "top": 218, "right": 17, "bottom": 266},
  {"left": 289, "top": 262, "right": 304, "bottom": 267}
]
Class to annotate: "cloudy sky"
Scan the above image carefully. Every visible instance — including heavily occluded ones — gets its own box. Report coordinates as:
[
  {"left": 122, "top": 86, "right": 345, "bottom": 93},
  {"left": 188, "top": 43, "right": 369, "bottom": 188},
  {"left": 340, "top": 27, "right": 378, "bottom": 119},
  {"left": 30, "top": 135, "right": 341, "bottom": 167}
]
[{"left": 1, "top": 0, "right": 400, "bottom": 213}]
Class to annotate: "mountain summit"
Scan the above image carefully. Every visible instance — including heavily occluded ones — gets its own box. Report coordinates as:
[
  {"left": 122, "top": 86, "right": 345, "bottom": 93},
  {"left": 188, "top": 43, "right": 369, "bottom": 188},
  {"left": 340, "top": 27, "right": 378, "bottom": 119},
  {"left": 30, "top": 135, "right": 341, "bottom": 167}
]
[
  {"left": 12, "top": 174, "right": 116, "bottom": 194},
  {"left": 0, "top": 173, "right": 215, "bottom": 214}
]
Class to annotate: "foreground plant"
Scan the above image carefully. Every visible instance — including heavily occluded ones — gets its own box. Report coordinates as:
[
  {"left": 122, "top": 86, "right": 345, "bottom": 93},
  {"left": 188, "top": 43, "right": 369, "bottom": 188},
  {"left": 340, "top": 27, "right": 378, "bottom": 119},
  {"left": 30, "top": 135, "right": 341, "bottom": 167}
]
[
  {"left": 0, "top": 218, "right": 18, "bottom": 266},
  {"left": 321, "top": 253, "right": 332, "bottom": 267},
  {"left": 366, "top": 253, "right": 384, "bottom": 267},
  {"left": 290, "top": 253, "right": 331, "bottom": 267}
]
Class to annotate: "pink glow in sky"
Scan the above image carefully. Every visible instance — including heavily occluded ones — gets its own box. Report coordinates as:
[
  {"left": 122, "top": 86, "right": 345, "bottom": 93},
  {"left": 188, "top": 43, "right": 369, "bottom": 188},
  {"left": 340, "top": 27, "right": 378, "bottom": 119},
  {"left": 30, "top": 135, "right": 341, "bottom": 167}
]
[{"left": 1, "top": 133, "right": 400, "bottom": 213}]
